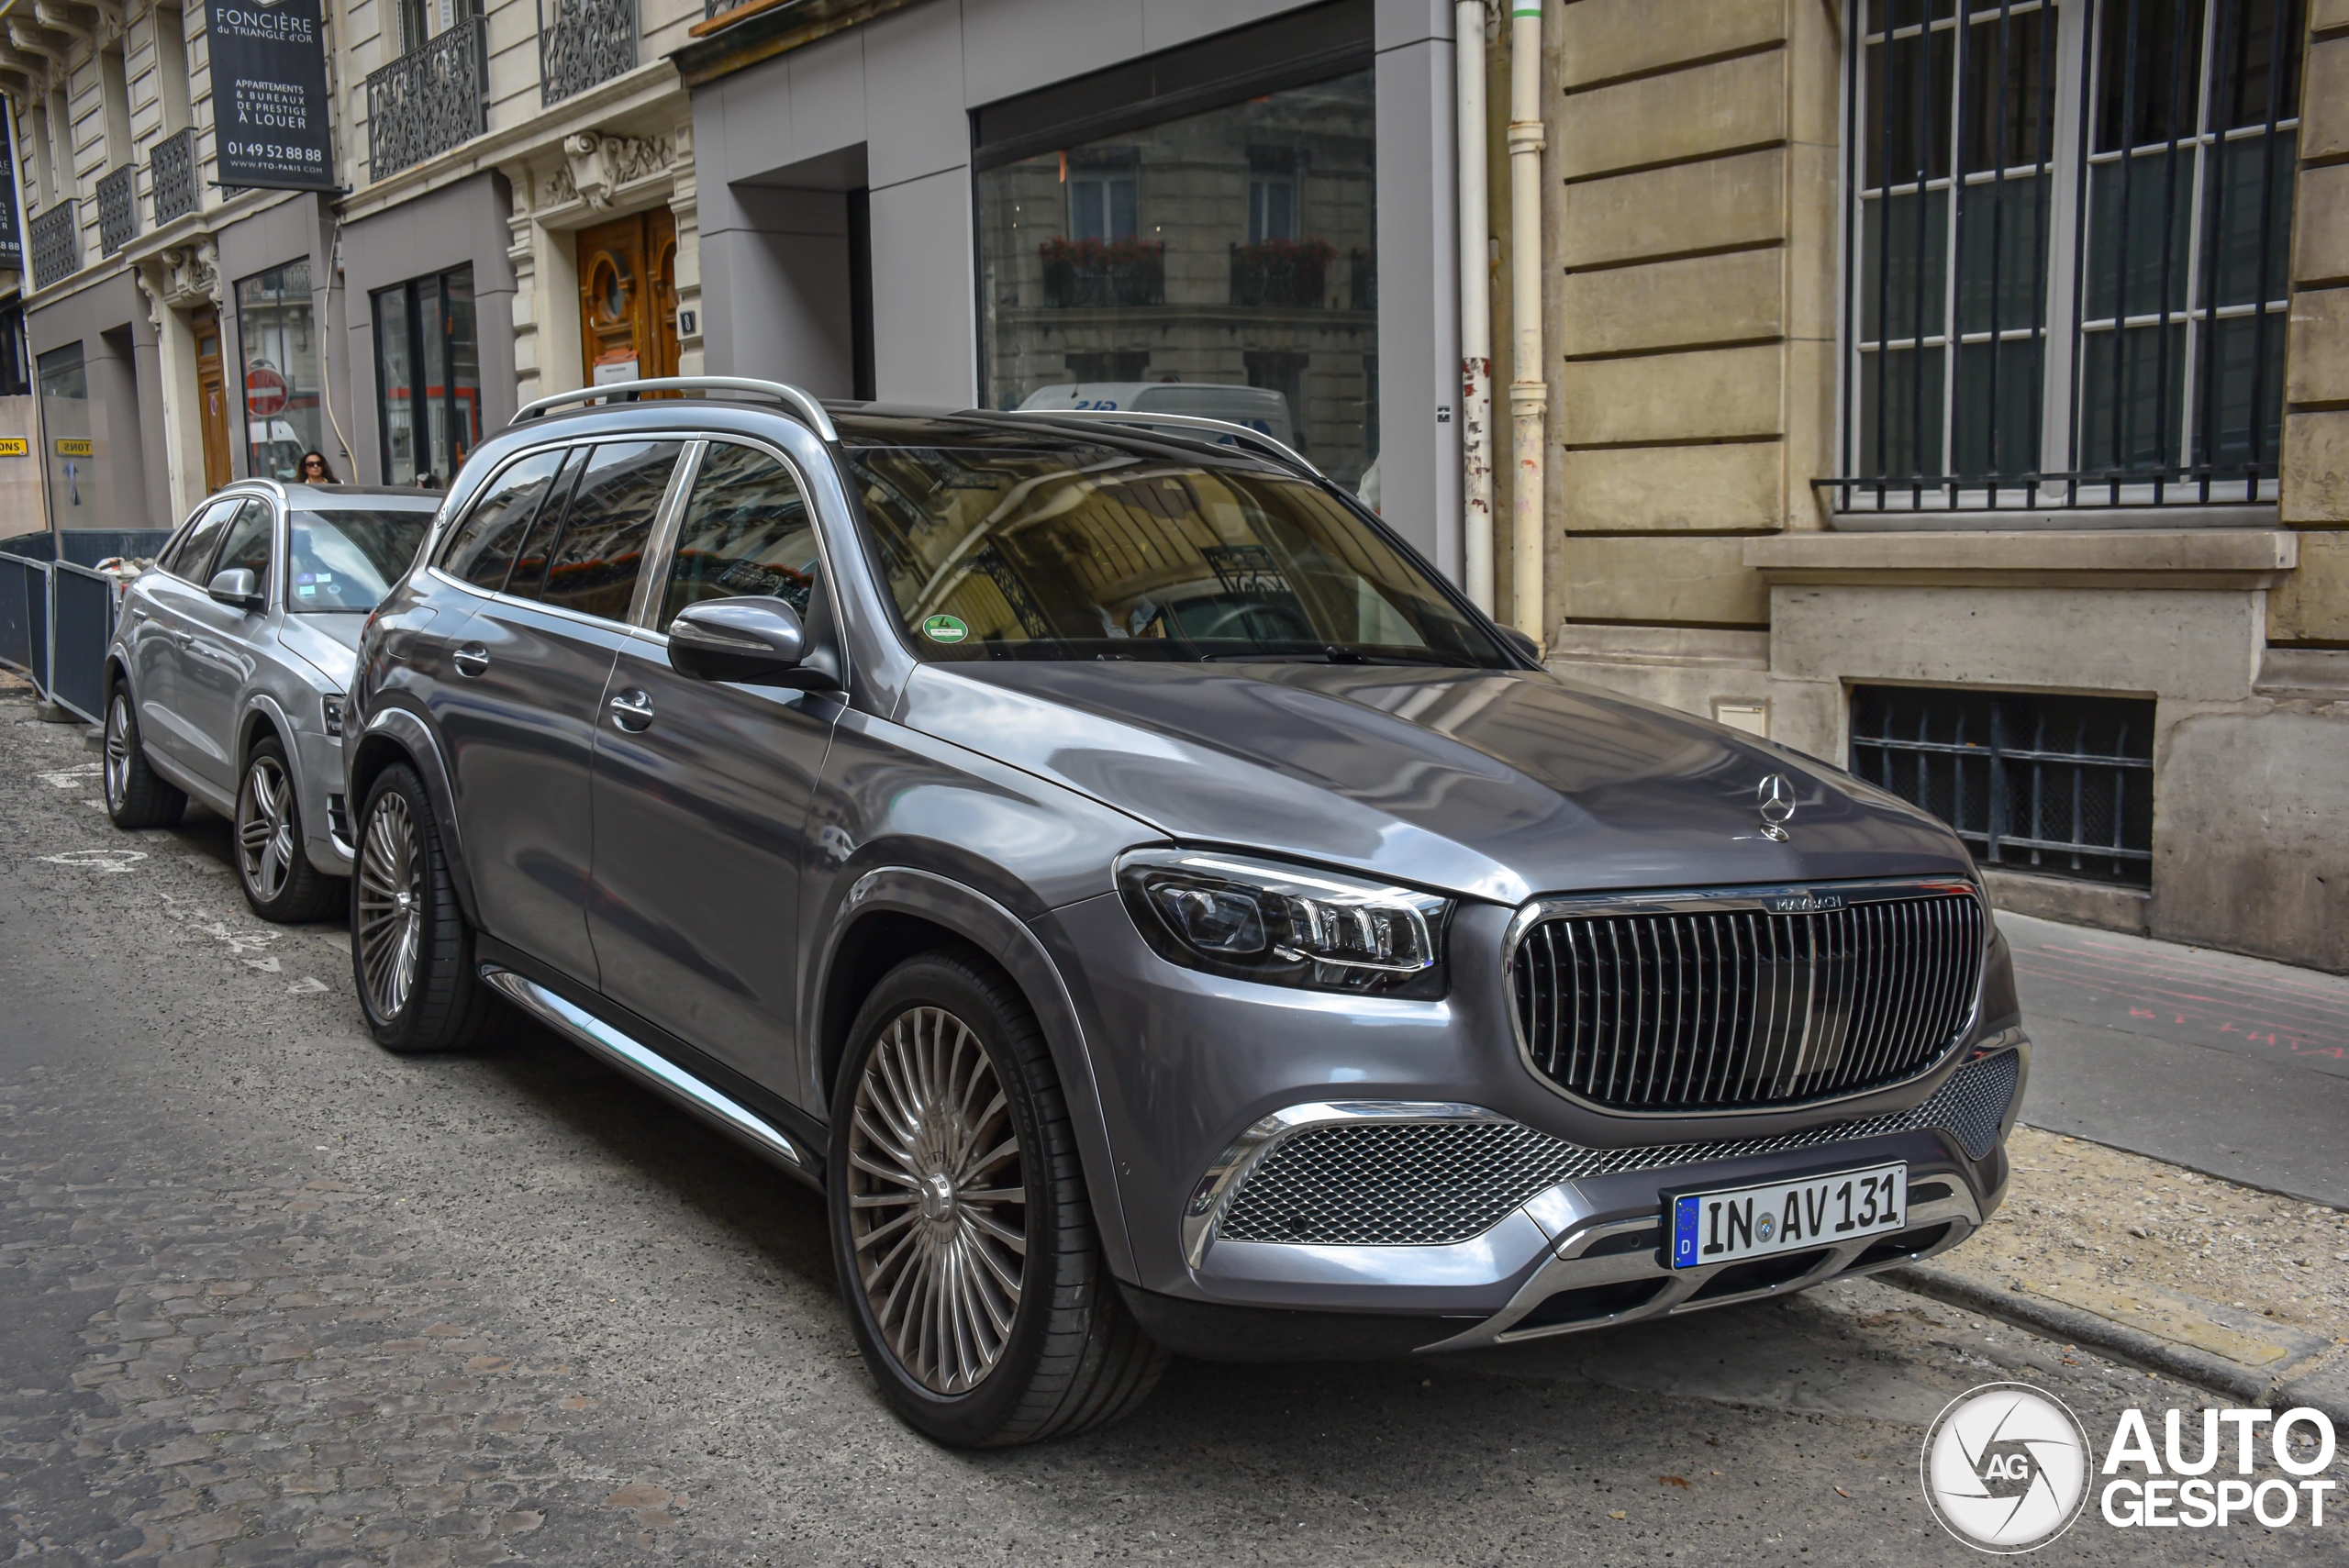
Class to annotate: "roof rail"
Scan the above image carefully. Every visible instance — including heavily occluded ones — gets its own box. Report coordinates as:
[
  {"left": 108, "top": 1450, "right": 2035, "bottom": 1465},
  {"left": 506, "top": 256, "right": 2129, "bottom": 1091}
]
[
  {"left": 509, "top": 377, "right": 839, "bottom": 442},
  {"left": 989, "top": 408, "right": 1322, "bottom": 477}
]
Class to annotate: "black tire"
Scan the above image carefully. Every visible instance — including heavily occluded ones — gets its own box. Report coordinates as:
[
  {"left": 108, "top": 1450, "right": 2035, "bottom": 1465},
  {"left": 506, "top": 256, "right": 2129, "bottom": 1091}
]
[
  {"left": 352, "top": 763, "right": 497, "bottom": 1054},
  {"left": 234, "top": 735, "right": 342, "bottom": 923},
  {"left": 828, "top": 949, "right": 1166, "bottom": 1447},
  {"left": 102, "top": 684, "right": 186, "bottom": 830}
]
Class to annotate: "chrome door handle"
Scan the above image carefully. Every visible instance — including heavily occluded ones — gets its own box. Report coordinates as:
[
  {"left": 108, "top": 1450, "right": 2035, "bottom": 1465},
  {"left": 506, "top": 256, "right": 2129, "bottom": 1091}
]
[
  {"left": 607, "top": 690, "right": 654, "bottom": 732},
  {"left": 451, "top": 644, "right": 490, "bottom": 677}
]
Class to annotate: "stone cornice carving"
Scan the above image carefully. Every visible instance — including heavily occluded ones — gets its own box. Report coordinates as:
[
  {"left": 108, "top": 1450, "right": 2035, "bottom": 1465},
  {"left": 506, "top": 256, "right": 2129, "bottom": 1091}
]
[
  {"left": 152, "top": 239, "right": 221, "bottom": 310},
  {"left": 556, "top": 130, "right": 674, "bottom": 212}
]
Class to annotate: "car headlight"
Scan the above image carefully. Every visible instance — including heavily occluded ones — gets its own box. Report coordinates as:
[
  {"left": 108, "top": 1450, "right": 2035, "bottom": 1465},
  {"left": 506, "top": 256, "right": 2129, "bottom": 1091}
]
[
  {"left": 1116, "top": 849, "right": 1451, "bottom": 997},
  {"left": 321, "top": 694, "right": 346, "bottom": 738}
]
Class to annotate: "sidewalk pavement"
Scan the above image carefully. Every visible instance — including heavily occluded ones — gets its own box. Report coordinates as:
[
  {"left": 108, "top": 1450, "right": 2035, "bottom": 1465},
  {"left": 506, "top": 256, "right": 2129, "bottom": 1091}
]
[
  {"left": 1892, "top": 907, "right": 2349, "bottom": 1418},
  {"left": 1999, "top": 909, "right": 2349, "bottom": 1209}
]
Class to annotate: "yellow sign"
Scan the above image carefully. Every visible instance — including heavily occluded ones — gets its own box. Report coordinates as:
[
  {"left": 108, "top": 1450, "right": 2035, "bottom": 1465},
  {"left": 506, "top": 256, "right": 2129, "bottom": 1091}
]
[
  {"left": 54, "top": 438, "right": 93, "bottom": 458},
  {"left": 0, "top": 437, "right": 27, "bottom": 458}
]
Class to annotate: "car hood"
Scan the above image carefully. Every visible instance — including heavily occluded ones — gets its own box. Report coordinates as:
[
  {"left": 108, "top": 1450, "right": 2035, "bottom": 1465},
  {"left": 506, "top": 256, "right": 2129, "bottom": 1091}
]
[
  {"left": 895, "top": 662, "right": 1976, "bottom": 906},
  {"left": 277, "top": 613, "right": 363, "bottom": 690}
]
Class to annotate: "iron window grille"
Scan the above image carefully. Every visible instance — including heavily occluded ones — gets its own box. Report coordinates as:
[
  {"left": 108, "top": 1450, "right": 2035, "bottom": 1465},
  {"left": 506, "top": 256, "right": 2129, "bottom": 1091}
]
[
  {"left": 28, "top": 203, "right": 78, "bottom": 291},
  {"left": 364, "top": 17, "right": 490, "bottom": 182},
  {"left": 1827, "top": 0, "right": 2301, "bottom": 513},
  {"left": 540, "top": 0, "right": 638, "bottom": 106},
  {"left": 151, "top": 128, "right": 199, "bottom": 228},
  {"left": 1850, "top": 685, "right": 2154, "bottom": 885},
  {"left": 95, "top": 165, "right": 137, "bottom": 256}
]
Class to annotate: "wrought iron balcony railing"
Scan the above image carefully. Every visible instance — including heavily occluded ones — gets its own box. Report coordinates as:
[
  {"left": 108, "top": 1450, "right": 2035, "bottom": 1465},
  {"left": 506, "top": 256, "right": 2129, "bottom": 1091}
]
[
  {"left": 151, "top": 128, "right": 199, "bottom": 228},
  {"left": 365, "top": 18, "right": 489, "bottom": 182},
  {"left": 29, "top": 203, "right": 78, "bottom": 291},
  {"left": 541, "top": 0, "right": 638, "bottom": 106},
  {"left": 95, "top": 166, "right": 137, "bottom": 257}
]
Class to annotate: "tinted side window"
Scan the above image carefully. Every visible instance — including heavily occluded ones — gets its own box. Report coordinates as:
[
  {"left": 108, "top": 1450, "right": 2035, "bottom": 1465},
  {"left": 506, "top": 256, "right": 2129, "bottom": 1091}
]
[
  {"left": 505, "top": 447, "right": 588, "bottom": 601},
  {"left": 209, "top": 501, "right": 274, "bottom": 587},
  {"left": 163, "top": 499, "right": 243, "bottom": 582},
  {"left": 538, "top": 441, "right": 682, "bottom": 622},
  {"left": 659, "top": 442, "right": 820, "bottom": 627},
  {"left": 439, "top": 449, "right": 568, "bottom": 593}
]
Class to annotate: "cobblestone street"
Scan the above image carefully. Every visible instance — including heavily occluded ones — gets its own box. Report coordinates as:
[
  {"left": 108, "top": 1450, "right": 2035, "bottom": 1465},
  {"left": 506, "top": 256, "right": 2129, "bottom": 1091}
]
[{"left": 0, "top": 685, "right": 2340, "bottom": 1565}]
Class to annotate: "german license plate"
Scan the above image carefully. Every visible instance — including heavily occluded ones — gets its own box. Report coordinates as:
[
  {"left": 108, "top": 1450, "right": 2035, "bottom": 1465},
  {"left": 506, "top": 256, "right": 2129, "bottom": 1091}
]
[{"left": 1667, "top": 1162, "right": 1907, "bottom": 1269}]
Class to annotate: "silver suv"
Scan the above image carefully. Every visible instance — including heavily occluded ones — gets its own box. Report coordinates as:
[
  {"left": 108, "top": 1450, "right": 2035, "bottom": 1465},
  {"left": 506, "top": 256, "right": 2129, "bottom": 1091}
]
[
  {"left": 104, "top": 481, "right": 441, "bottom": 920},
  {"left": 345, "top": 380, "right": 2027, "bottom": 1448}
]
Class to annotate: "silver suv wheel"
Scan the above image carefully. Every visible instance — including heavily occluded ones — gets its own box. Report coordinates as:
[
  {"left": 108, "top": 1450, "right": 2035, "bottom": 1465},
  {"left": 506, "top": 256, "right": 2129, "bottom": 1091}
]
[
  {"left": 103, "top": 695, "right": 133, "bottom": 811},
  {"left": 235, "top": 751, "right": 298, "bottom": 903},
  {"left": 357, "top": 788, "right": 423, "bottom": 1019},
  {"left": 845, "top": 1004, "right": 1028, "bottom": 1395}
]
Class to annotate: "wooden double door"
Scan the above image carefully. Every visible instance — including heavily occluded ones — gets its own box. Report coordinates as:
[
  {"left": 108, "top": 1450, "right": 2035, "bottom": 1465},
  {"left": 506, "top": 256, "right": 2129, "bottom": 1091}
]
[{"left": 578, "top": 209, "right": 680, "bottom": 387}]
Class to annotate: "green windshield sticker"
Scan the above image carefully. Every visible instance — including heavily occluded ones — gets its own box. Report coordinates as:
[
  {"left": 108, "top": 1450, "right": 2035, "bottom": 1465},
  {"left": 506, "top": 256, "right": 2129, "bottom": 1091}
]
[{"left": 921, "top": 614, "right": 969, "bottom": 644}]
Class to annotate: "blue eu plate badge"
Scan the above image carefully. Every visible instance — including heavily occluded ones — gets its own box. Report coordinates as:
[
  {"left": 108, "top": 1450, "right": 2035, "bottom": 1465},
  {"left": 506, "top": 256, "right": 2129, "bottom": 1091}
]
[{"left": 1672, "top": 1195, "right": 1701, "bottom": 1266}]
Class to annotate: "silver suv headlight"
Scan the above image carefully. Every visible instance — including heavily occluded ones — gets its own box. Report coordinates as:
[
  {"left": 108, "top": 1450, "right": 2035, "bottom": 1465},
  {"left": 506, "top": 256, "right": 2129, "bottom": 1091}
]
[{"left": 1116, "top": 849, "right": 1451, "bottom": 997}]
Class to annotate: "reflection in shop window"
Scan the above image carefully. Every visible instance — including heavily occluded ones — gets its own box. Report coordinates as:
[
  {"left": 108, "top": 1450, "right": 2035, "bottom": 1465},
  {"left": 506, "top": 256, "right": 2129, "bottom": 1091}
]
[
  {"left": 237, "top": 261, "right": 322, "bottom": 482},
  {"left": 372, "top": 264, "right": 480, "bottom": 487},
  {"left": 978, "top": 68, "right": 1377, "bottom": 488}
]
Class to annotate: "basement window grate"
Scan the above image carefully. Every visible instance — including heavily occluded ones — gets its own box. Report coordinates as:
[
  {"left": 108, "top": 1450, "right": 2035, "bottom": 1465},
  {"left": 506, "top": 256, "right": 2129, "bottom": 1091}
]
[{"left": 1850, "top": 685, "right": 2154, "bottom": 886}]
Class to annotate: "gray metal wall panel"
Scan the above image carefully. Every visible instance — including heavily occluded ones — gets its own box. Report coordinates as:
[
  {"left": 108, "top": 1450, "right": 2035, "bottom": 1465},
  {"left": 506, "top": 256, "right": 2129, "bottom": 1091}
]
[
  {"left": 1373, "top": 26, "right": 1461, "bottom": 573},
  {"left": 695, "top": 0, "right": 1464, "bottom": 576}
]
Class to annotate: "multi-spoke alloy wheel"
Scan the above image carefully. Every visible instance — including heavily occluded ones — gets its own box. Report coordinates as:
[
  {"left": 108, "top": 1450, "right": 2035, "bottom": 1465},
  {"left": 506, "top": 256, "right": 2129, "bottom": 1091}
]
[
  {"left": 103, "top": 695, "right": 133, "bottom": 811},
  {"left": 357, "top": 788, "right": 423, "bottom": 1020},
  {"left": 351, "top": 764, "right": 497, "bottom": 1054},
  {"left": 237, "top": 753, "right": 297, "bottom": 902},
  {"left": 99, "top": 686, "right": 185, "bottom": 831},
  {"left": 829, "top": 952, "right": 1166, "bottom": 1446},
  {"left": 847, "top": 1006, "right": 1028, "bottom": 1395},
  {"left": 230, "top": 738, "right": 337, "bottom": 922}
]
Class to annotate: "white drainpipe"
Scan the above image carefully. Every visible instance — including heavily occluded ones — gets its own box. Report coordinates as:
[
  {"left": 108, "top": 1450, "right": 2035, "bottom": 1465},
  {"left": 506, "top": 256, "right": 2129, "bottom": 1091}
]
[
  {"left": 1456, "top": 0, "right": 1495, "bottom": 615},
  {"left": 1506, "top": 0, "right": 1547, "bottom": 646}
]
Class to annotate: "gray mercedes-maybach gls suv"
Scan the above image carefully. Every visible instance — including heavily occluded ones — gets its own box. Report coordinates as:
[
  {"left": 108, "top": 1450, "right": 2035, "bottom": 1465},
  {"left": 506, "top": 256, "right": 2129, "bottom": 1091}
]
[{"left": 344, "top": 378, "right": 2027, "bottom": 1447}]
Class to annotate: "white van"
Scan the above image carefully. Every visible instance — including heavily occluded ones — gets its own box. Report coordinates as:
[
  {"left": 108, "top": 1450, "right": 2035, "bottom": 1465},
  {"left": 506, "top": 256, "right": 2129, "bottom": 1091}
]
[{"left": 1016, "top": 382, "right": 1295, "bottom": 449}]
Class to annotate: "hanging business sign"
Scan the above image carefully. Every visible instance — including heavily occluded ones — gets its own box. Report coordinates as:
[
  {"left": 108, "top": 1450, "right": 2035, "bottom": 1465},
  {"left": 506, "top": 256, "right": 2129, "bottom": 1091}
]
[
  {"left": 0, "top": 96, "right": 22, "bottom": 271},
  {"left": 206, "top": 1, "right": 337, "bottom": 192}
]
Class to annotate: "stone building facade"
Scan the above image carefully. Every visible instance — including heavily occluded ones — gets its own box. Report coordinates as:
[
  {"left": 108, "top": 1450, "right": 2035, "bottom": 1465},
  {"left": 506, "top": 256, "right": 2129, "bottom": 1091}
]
[
  {"left": 0, "top": 0, "right": 706, "bottom": 546},
  {"left": 1501, "top": 0, "right": 2349, "bottom": 971}
]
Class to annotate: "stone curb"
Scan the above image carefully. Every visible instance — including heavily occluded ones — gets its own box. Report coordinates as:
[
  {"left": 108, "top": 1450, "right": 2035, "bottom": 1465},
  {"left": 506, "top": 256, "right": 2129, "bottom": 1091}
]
[{"left": 1881, "top": 1262, "right": 2349, "bottom": 1426}]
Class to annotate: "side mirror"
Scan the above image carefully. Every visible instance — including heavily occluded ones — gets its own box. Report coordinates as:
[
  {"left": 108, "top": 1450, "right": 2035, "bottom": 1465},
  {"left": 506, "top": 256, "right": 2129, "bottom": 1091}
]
[
  {"left": 206, "top": 568, "right": 263, "bottom": 611},
  {"left": 1498, "top": 626, "right": 1542, "bottom": 663},
  {"left": 666, "top": 596, "right": 839, "bottom": 689}
]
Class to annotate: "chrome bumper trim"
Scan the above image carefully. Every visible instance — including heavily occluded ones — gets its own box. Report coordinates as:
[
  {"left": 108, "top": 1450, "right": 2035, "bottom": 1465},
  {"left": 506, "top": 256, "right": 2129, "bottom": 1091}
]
[
  {"left": 1182, "top": 1100, "right": 1514, "bottom": 1268},
  {"left": 1414, "top": 1177, "right": 1987, "bottom": 1352}
]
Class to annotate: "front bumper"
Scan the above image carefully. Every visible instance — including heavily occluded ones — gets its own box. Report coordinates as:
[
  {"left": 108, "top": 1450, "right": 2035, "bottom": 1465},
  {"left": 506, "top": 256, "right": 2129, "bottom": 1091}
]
[
  {"left": 1041, "top": 889, "right": 2025, "bottom": 1356},
  {"left": 1143, "top": 1039, "right": 2020, "bottom": 1357}
]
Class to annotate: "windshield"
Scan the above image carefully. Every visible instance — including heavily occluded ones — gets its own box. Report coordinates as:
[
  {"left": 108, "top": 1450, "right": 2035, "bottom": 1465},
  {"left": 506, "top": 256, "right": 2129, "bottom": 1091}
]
[
  {"left": 844, "top": 445, "right": 1509, "bottom": 666},
  {"left": 287, "top": 509, "right": 434, "bottom": 612}
]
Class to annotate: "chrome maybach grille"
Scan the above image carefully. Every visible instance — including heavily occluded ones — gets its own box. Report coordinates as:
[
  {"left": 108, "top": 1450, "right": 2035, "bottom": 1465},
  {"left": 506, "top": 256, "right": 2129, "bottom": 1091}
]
[
  {"left": 1215, "top": 1048, "right": 2019, "bottom": 1248},
  {"left": 1509, "top": 886, "right": 1987, "bottom": 1112}
]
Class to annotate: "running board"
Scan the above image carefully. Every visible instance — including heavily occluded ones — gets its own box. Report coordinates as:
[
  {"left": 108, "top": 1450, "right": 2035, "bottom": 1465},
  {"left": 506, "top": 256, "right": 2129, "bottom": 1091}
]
[{"left": 479, "top": 967, "right": 819, "bottom": 1184}]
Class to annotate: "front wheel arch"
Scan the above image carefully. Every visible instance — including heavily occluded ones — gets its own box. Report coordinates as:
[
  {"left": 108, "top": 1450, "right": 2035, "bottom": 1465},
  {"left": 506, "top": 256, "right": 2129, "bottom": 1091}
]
[
  {"left": 809, "top": 869, "right": 1137, "bottom": 1287},
  {"left": 348, "top": 715, "right": 480, "bottom": 930}
]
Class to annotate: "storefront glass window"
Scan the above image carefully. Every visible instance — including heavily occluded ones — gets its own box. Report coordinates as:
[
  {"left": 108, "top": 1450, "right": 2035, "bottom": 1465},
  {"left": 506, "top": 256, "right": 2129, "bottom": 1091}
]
[
  {"left": 373, "top": 264, "right": 480, "bottom": 487},
  {"left": 976, "top": 68, "right": 1378, "bottom": 489},
  {"left": 37, "top": 342, "right": 90, "bottom": 533},
  {"left": 237, "top": 261, "right": 321, "bottom": 481}
]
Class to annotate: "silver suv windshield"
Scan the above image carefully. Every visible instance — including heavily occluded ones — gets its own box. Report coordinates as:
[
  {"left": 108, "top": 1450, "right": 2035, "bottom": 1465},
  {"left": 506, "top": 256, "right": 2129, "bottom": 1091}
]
[
  {"left": 844, "top": 443, "right": 1509, "bottom": 667},
  {"left": 288, "top": 509, "right": 434, "bottom": 613}
]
